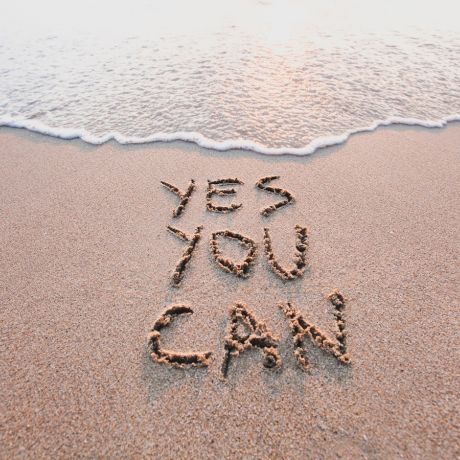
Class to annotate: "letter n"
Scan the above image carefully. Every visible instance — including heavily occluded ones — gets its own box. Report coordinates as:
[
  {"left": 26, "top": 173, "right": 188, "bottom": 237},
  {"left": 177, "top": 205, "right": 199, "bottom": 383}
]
[{"left": 279, "top": 291, "right": 350, "bottom": 370}]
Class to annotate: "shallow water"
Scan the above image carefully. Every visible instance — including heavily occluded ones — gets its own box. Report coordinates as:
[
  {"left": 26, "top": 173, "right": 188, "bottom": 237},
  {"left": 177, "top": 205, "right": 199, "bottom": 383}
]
[{"left": 1, "top": 0, "right": 459, "bottom": 154}]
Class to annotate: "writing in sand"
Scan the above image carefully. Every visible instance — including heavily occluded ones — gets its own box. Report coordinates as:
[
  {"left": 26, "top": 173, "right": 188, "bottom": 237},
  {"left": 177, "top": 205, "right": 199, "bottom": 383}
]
[{"left": 148, "top": 176, "right": 351, "bottom": 378}]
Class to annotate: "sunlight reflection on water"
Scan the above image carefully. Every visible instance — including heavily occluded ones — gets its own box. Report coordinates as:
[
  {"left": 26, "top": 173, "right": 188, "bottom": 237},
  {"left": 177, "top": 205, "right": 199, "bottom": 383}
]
[{"left": 1, "top": 0, "right": 459, "bottom": 151}]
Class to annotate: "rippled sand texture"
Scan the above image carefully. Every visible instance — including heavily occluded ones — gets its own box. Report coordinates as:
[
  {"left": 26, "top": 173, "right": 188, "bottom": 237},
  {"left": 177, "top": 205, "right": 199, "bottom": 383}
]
[{"left": 1, "top": 1, "right": 460, "bottom": 150}]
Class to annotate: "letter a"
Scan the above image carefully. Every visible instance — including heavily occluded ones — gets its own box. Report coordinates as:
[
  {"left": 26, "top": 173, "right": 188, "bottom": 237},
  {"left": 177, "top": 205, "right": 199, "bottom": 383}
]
[{"left": 221, "top": 303, "right": 281, "bottom": 378}]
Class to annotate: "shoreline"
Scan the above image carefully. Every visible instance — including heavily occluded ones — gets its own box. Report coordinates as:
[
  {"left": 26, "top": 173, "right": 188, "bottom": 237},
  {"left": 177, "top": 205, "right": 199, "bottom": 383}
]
[
  {"left": 0, "top": 114, "right": 459, "bottom": 156},
  {"left": 1, "top": 125, "right": 459, "bottom": 458}
]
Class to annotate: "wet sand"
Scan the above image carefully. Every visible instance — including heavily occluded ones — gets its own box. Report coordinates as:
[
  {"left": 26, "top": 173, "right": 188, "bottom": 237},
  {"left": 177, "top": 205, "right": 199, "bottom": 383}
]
[{"left": 0, "top": 124, "right": 459, "bottom": 458}]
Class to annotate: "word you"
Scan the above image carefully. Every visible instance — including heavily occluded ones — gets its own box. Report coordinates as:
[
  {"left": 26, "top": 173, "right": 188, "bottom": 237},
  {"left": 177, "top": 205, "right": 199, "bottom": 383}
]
[
  {"left": 168, "top": 225, "right": 308, "bottom": 286},
  {"left": 147, "top": 292, "right": 350, "bottom": 378}
]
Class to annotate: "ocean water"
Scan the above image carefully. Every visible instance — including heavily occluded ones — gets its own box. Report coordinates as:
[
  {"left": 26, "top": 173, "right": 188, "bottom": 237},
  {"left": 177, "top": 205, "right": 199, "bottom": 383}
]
[{"left": 1, "top": 0, "right": 459, "bottom": 155}]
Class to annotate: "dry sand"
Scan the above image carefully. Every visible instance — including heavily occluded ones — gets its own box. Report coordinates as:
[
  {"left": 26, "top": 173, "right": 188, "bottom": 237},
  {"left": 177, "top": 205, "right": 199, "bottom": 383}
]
[{"left": 0, "top": 124, "right": 459, "bottom": 458}]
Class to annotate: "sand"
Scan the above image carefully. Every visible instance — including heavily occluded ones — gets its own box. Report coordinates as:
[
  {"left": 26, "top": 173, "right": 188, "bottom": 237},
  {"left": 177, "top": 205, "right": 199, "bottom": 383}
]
[{"left": 0, "top": 124, "right": 459, "bottom": 458}]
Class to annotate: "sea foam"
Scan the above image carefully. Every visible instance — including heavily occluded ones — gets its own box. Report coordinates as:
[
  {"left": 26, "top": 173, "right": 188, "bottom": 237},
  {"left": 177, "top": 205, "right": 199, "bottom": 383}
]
[
  {"left": 1, "top": 114, "right": 459, "bottom": 156},
  {"left": 1, "top": 0, "right": 459, "bottom": 155}
]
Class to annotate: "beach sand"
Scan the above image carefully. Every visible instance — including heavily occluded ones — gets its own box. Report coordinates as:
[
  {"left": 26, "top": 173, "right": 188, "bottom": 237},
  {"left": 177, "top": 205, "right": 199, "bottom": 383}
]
[{"left": 0, "top": 125, "right": 459, "bottom": 458}]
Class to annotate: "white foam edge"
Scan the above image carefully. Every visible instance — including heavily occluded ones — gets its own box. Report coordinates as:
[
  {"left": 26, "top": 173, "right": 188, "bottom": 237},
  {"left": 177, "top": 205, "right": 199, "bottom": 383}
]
[{"left": 1, "top": 114, "right": 459, "bottom": 156}]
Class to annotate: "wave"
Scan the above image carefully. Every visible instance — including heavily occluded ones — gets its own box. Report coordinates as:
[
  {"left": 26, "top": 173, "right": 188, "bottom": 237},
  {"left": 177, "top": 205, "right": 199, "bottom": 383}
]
[{"left": 1, "top": 114, "right": 459, "bottom": 156}]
